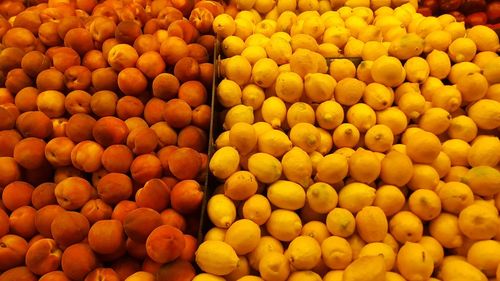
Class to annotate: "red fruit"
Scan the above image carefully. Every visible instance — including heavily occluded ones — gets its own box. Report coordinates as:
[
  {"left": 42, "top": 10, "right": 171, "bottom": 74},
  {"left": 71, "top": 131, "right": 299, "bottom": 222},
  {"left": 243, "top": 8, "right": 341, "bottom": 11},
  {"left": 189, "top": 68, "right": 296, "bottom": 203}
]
[
  {"left": 423, "top": 0, "right": 440, "bottom": 14},
  {"left": 450, "top": 10, "right": 467, "bottom": 21},
  {"left": 461, "top": 0, "right": 487, "bottom": 14},
  {"left": 487, "top": 1, "right": 500, "bottom": 23},
  {"left": 440, "top": 0, "right": 463, "bottom": 11},
  {"left": 417, "top": 7, "right": 435, "bottom": 16},
  {"left": 466, "top": 11, "right": 488, "bottom": 26}
]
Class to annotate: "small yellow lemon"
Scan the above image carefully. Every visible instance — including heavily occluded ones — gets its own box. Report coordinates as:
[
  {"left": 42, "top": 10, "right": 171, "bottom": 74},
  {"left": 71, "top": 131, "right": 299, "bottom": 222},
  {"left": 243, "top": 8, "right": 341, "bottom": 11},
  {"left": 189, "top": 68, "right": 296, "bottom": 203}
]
[
  {"left": 418, "top": 236, "right": 444, "bottom": 267},
  {"left": 467, "top": 99, "right": 500, "bottom": 130},
  {"left": 213, "top": 14, "right": 236, "bottom": 38},
  {"left": 208, "top": 194, "right": 237, "bottom": 228},
  {"left": 348, "top": 148, "right": 381, "bottom": 184},
  {"left": 304, "top": 73, "right": 336, "bottom": 103},
  {"left": 343, "top": 255, "right": 386, "bottom": 281},
  {"left": 248, "top": 236, "right": 284, "bottom": 270},
  {"left": 223, "top": 104, "right": 255, "bottom": 130},
  {"left": 222, "top": 36, "right": 246, "bottom": 57},
  {"left": 429, "top": 212, "right": 463, "bottom": 248},
  {"left": 204, "top": 227, "right": 227, "bottom": 242},
  {"left": 267, "top": 180, "right": 306, "bottom": 211},
  {"left": 334, "top": 78, "right": 366, "bottom": 106},
  {"left": 389, "top": 211, "right": 424, "bottom": 243},
  {"left": 258, "top": 251, "right": 290, "bottom": 281},
  {"left": 371, "top": 55, "right": 405, "bottom": 87},
  {"left": 285, "top": 235, "right": 322, "bottom": 270},
  {"left": 241, "top": 84, "right": 265, "bottom": 110},
  {"left": 282, "top": 146, "right": 313, "bottom": 187},
  {"left": 321, "top": 236, "right": 353, "bottom": 270},
  {"left": 359, "top": 242, "right": 396, "bottom": 270},
  {"left": 275, "top": 71, "right": 304, "bottom": 103},
  {"left": 265, "top": 36, "right": 293, "bottom": 65},
  {"left": 408, "top": 189, "right": 441, "bottom": 221},
  {"left": 326, "top": 208, "right": 356, "bottom": 237},
  {"left": 225, "top": 219, "right": 261, "bottom": 255},
  {"left": 373, "top": 184, "right": 406, "bottom": 216},
  {"left": 225, "top": 55, "right": 252, "bottom": 86},
  {"left": 466, "top": 25, "right": 500, "bottom": 52},
  {"left": 217, "top": 79, "right": 242, "bottom": 108},
  {"left": 196, "top": 240, "right": 239, "bottom": 275},
  {"left": 364, "top": 124, "right": 394, "bottom": 152},
  {"left": 332, "top": 123, "right": 360, "bottom": 148},
  {"left": 315, "top": 100, "right": 344, "bottom": 130},
  {"left": 247, "top": 152, "right": 282, "bottom": 184},
  {"left": 301, "top": 221, "right": 330, "bottom": 244},
  {"left": 315, "top": 153, "right": 349, "bottom": 184},
  {"left": 448, "top": 37, "right": 477, "bottom": 63},
  {"left": 257, "top": 129, "right": 292, "bottom": 157},
  {"left": 289, "top": 122, "right": 321, "bottom": 153},
  {"left": 242, "top": 194, "right": 272, "bottom": 226},
  {"left": 396, "top": 242, "right": 434, "bottom": 281},
  {"left": 266, "top": 209, "right": 302, "bottom": 242},
  {"left": 229, "top": 122, "right": 257, "bottom": 155},
  {"left": 418, "top": 107, "right": 452, "bottom": 135},
  {"left": 338, "top": 182, "right": 376, "bottom": 213},
  {"left": 346, "top": 103, "right": 376, "bottom": 133},
  {"left": 468, "top": 135, "right": 500, "bottom": 167},
  {"left": 306, "top": 182, "right": 338, "bottom": 214},
  {"left": 287, "top": 102, "right": 315, "bottom": 128},
  {"left": 458, "top": 201, "right": 499, "bottom": 240},
  {"left": 209, "top": 146, "right": 240, "bottom": 180},
  {"left": 261, "top": 96, "right": 287, "bottom": 128},
  {"left": 224, "top": 170, "right": 258, "bottom": 201},
  {"left": 437, "top": 181, "right": 474, "bottom": 214},
  {"left": 329, "top": 59, "right": 356, "bottom": 81},
  {"left": 252, "top": 58, "right": 279, "bottom": 88}
]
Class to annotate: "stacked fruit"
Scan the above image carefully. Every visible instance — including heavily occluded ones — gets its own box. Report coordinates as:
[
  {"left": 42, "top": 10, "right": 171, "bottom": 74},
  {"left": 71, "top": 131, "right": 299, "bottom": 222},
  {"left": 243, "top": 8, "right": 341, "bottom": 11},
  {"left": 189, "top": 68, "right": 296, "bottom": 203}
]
[
  {"left": 0, "top": 0, "right": 222, "bottom": 280},
  {"left": 195, "top": 2, "right": 500, "bottom": 281},
  {"left": 418, "top": 0, "right": 500, "bottom": 28}
]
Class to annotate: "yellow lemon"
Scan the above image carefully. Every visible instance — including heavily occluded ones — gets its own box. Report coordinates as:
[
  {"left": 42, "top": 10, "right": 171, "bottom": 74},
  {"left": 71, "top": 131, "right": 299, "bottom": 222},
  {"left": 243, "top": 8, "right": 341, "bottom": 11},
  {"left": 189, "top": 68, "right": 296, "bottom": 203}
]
[
  {"left": 486, "top": 83, "right": 500, "bottom": 102},
  {"left": 275, "top": 71, "right": 304, "bottom": 103},
  {"left": 466, "top": 25, "right": 500, "bottom": 52},
  {"left": 225, "top": 219, "right": 261, "bottom": 255},
  {"left": 442, "top": 139, "right": 470, "bottom": 166},
  {"left": 416, "top": 16, "right": 442, "bottom": 37},
  {"left": 209, "top": 146, "right": 240, "bottom": 180},
  {"left": 229, "top": 122, "right": 257, "bottom": 155},
  {"left": 329, "top": 59, "right": 356, "bottom": 81},
  {"left": 323, "top": 26, "right": 351, "bottom": 48},
  {"left": 348, "top": 148, "right": 381, "bottom": 184},
  {"left": 192, "top": 273, "right": 226, "bottom": 281},
  {"left": 205, "top": 227, "right": 227, "bottom": 242},
  {"left": 266, "top": 209, "right": 302, "bottom": 242},
  {"left": 356, "top": 206, "right": 388, "bottom": 243},
  {"left": 389, "top": 211, "right": 424, "bottom": 243},
  {"left": 388, "top": 33, "right": 425, "bottom": 60},
  {"left": 356, "top": 60, "right": 375, "bottom": 84},
  {"left": 405, "top": 129, "right": 441, "bottom": 164},
  {"left": 260, "top": 96, "right": 286, "bottom": 129},
  {"left": 363, "top": 83, "right": 394, "bottom": 111},
  {"left": 462, "top": 165, "right": 500, "bottom": 196},
  {"left": 343, "top": 255, "right": 386, "bottom": 281},
  {"left": 301, "top": 221, "right": 330, "bottom": 244},
  {"left": 373, "top": 184, "right": 406, "bottom": 216},
  {"left": 404, "top": 57, "right": 430, "bottom": 84},
  {"left": 379, "top": 150, "right": 413, "bottom": 187},
  {"left": 326, "top": 208, "right": 356, "bottom": 237},
  {"left": 361, "top": 41, "right": 388, "bottom": 61},
  {"left": 408, "top": 189, "right": 441, "bottom": 221},
  {"left": 208, "top": 194, "right": 237, "bottom": 228},
  {"left": 375, "top": 107, "right": 407, "bottom": 136},
  {"left": 334, "top": 78, "right": 366, "bottom": 106},
  {"left": 247, "top": 152, "right": 282, "bottom": 184},
  {"left": 287, "top": 271, "right": 322, "bottom": 281},
  {"left": 429, "top": 212, "right": 463, "bottom": 248},
  {"left": 321, "top": 236, "right": 353, "bottom": 270},
  {"left": 242, "top": 194, "right": 271, "bottom": 226},
  {"left": 267, "top": 180, "right": 306, "bottom": 211},
  {"left": 289, "top": 122, "right": 321, "bottom": 153},
  {"left": 302, "top": 15, "right": 326, "bottom": 39},
  {"left": 418, "top": 107, "right": 452, "bottom": 135},
  {"left": 468, "top": 99, "right": 500, "bottom": 130},
  {"left": 304, "top": 73, "right": 336, "bottom": 103},
  {"left": 358, "top": 25, "right": 383, "bottom": 42},
  {"left": 323, "top": 270, "right": 344, "bottom": 281},
  {"left": 343, "top": 37, "right": 365, "bottom": 57},
  {"left": 338, "top": 182, "right": 376, "bottom": 213},
  {"left": 277, "top": 11, "right": 297, "bottom": 32},
  {"left": 468, "top": 135, "right": 500, "bottom": 167},
  {"left": 248, "top": 236, "right": 284, "bottom": 270},
  {"left": 222, "top": 36, "right": 247, "bottom": 58},
  {"left": 439, "top": 255, "right": 488, "bottom": 281},
  {"left": 458, "top": 201, "right": 499, "bottom": 240},
  {"left": 241, "top": 45, "right": 267, "bottom": 66},
  {"left": 407, "top": 164, "right": 440, "bottom": 190},
  {"left": 252, "top": 58, "right": 279, "bottom": 88},
  {"left": 252, "top": 122, "right": 273, "bottom": 138},
  {"left": 223, "top": 104, "right": 255, "bottom": 130},
  {"left": 225, "top": 55, "right": 252, "bottom": 86},
  {"left": 257, "top": 129, "right": 292, "bottom": 157},
  {"left": 346, "top": 103, "right": 376, "bottom": 133},
  {"left": 437, "top": 181, "right": 474, "bottom": 214},
  {"left": 347, "top": 234, "right": 367, "bottom": 260},
  {"left": 196, "top": 240, "right": 239, "bottom": 275},
  {"left": 225, "top": 171, "right": 258, "bottom": 201},
  {"left": 424, "top": 30, "right": 452, "bottom": 52},
  {"left": 426, "top": 49, "right": 451, "bottom": 80},
  {"left": 285, "top": 235, "right": 322, "bottom": 270},
  {"left": 234, "top": 18, "right": 255, "bottom": 41},
  {"left": 467, "top": 240, "right": 500, "bottom": 277},
  {"left": 241, "top": 84, "right": 265, "bottom": 110},
  {"left": 213, "top": 14, "right": 236, "bottom": 38},
  {"left": 448, "top": 37, "right": 477, "bottom": 63},
  {"left": 315, "top": 100, "right": 344, "bottom": 130},
  {"left": 287, "top": 102, "right": 315, "bottom": 128},
  {"left": 456, "top": 72, "right": 488, "bottom": 103},
  {"left": 318, "top": 43, "right": 342, "bottom": 57},
  {"left": 396, "top": 242, "right": 434, "bottom": 281},
  {"left": 226, "top": 256, "right": 251, "bottom": 281},
  {"left": 359, "top": 242, "right": 396, "bottom": 270},
  {"left": 371, "top": 55, "right": 406, "bottom": 87},
  {"left": 306, "top": 182, "right": 338, "bottom": 214},
  {"left": 315, "top": 153, "right": 349, "bottom": 185},
  {"left": 258, "top": 251, "right": 290, "bottom": 281},
  {"left": 265, "top": 37, "right": 292, "bottom": 65},
  {"left": 282, "top": 146, "right": 313, "bottom": 187},
  {"left": 333, "top": 123, "right": 360, "bottom": 148},
  {"left": 431, "top": 85, "right": 462, "bottom": 113},
  {"left": 448, "top": 61, "right": 481, "bottom": 84},
  {"left": 418, "top": 236, "right": 444, "bottom": 267},
  {"left": 217, "top": 79, "right": 242, "bottom": 108}
]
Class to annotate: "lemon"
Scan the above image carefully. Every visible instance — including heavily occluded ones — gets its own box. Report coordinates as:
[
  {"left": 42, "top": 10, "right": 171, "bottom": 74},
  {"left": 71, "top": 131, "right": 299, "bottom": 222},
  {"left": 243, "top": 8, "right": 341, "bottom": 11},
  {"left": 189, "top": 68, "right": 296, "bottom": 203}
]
[
  {"left": 319, "top": 0, "right": 332, "bottom": 13},
  {"left": 397, "top": 92, "right": 426, "bottom": 120},
  {"left": 241, "top": 46, "right": 267, "bottom": 66},
  {"left": 356, "top": 60, "right": 374, "bottom": 84},
  {"left": 303, "top": 16, "right": 326, "bottom": 39},
  {"left": 301, "top": 221, "right": 330, "bottom": 244},
  {"left": 257, "top": 129, "right": 292, "bottom": 158},
  {"left": 345, "top": 15, "right": 368, "bottom": 37},
  {"left": 360, "top": 41, "right": 387, "bottom": 62},
  {"left": 462, "top": 166, "right": 500, "bottom": 197},
  {"left": 245, "top": 34, "right": 270, "bottom": 48},
  {"left": 468, "top": 135, "right": 500, "bottom": 167},
  {"left": 298, "top": 0, "right": 320, "bottom": 11},
  {"left": 483, "top": 57, "right": 500, "bottom": 84},
  {"left": 448, "top": 37, "right": 477, "bottom": 63},
  {"left": 466, "top": 25, "right": 500, "bottom": 52},
  {"left": 196, "top": 241, "right": 239, "bottom": 276},
  {"left": 287, "top": 102, "right": 315, "bottom": 128},
  {"left": 277, "top": 0, "right": 297, "bottom": 13},
  {"left": 289, "top": 122, "right": 321, "bottom": 153},
  {"left": 226, "top": 256, "right": 251, "bottom": 281},
  {"left": 318, "top": 43, "right": 342, "bottom": 57},
  {"left": 229, "top": 122, "right": 257, "bottom": 156},
  {"left": 374, "top": 14, "right": 403, "bottom": 33},
  {"left": 376, "top": 107, "right": 408, "bottom": 135},
  {"left": 318, "top": 128, "right": 334, "bottom": 155},
  {"left": 468, "top": 99, "right": 500, "bottom": 130},
  {"left": 236, "top": 277, "right": 264, "bottom": 281},
  {"left": 223, "top": 104, "right": 254, "bottom": 130},
  {"left": 236, "top": 11, "right": 261, "bottom": 25},
  {"left": 390, "top": 211, "right": 424, "bottom": 244},
  {"left": 355, "top": 206, "right": 388, "bottom": 243},
  {"left": 205, "top": 227, "right": 227, "bottom": 241},
  {"left": 404, "top": 57, "right": 430, "bottom": 84},
  {"left": 456, "top": 72, "right": 488, "bottom": 103},
  {"left": 363, "top": 83, "right": 394, "bottom": 111},
  {"left": 418, "top": 107, "right": 452, "bottom": 135},
  {"left": 323, "top": 270, "right": 344, "bottom": 281},
  {"left": 209, "top": 146, "right": 240, "bottom": 180},
  {"left": 282, "top": 146, "right": 313, "bottom": 187},
  {"left": 415, "top": 16, "right": 442, "bottom": 37},
  {"left": 258, "top": 252, "right": 290, "bottom": 281},
  {"left": 234, "top": 19, "right": 255, "bottom": 41},
  {"left": 371, "top": 55, "right": 405, "bottom": 87},
  {"left": 343, "top": 37, "right": 365, "bottom": 57},
  {"left": 247, "top": 152, "right": 282, "bottom": 184},
  {"left": 287, "top": 271, "right": 322, "bottom": 281},
  {"left": 344, "top": 255, "right": 386, "bottom": 281},
  {"left": 424, "top": 30, "right": 452, "bottom": 52},
  {"left": 241, "top": 84, "right": 265, "bottom": 110},
  {"left": 192, "top": 273, "right": 226, "bottom": 281},
  {"left": 208, "top": 194, "right": 237, "bottom": 228},
  {"left": 418, "top": 236, "right": 444, "bottom": 267},
  {"left": 224, "top": 171, "right": 258, "bottom": 201},
  {"left": 222, "top": 36, "right": 247, "bottom": 58},
  {"left": 329, "top": 59, "right": 356, "bottom": 82},
  {"left": 266, "top": 209, "right": 302, "bottom": 242},
  {"left": 275, "top": 72, "right": 304, "bottom": 103},
  {"left": 315, "top": 100, "right": 344, "bottom": 130},
  {"left": 359, "top": 243, "right": 396, "bottom": 271},
  {"left": 338, "top": 182, "right": 376, "bottom": 213},
  {"left": 486, "top": 83, "right": 500, "bottom": 102},
  {"left": 277, "top": 11, "right": 298, "bottom": 32},
  {"left": 303, "top": 73, "right": 336, "bottom": 103},
  {"left": 346, "top": 103, "right": 376, "bottom": 133},
  {"left": 315, "top": 153, "right": 349, "bottom": 184},
  {"left": 408, "top": 189, "right": 442, "bottom": 221},
  {"left": 265, "top": 37, "right": 292, "bottom": 65},
  {"left": 242, "top": 194, "right": 272, "bottom": 226},
  {"left": 473, "top": 51, "right": 499, "bottom": 69},
  {"left": 290, "top": 34, "right": 319, "bottom": 53},
  {"left": 284, "top": 236, "right": 321, "bottom": 271},
  {"left": 252, "top": 122, "right": 273, "bottom": 138},
  {"left": 396, "top": 242, "right": 434, "bottom": 281},
  {"left": 217, "top": 79, "right": 242, "bottom": 108},
  {"left": 213, "top": 14, "right": 236, "bottom": 38},
  {"left": 388, "top": 33, "right": 424, "bottom": 60},
  {"left": 439, "top": 256, "right": 488, "bottom": 281},
  {"left": 421, "top": 77, "right": 443, "bottom": 101},
  {"left": 254, "top": 0, "right": 276, "bottom": 16},
  {"left": 323, "top": 26, "right": 351, "bottom": 48},
  {"left": 225, "top": 219, "right": 261, "bottom": 255},
  {"left": 267, "top": 180, "right": 306, "bottom": 211},
  {"left": 332, "top": 123, "right": 360, "bottom": 148},
  {"left": 306, "top": 182, "right": 338, "bottom": 214},
  {"left": 334, "top": 78, "right": 366, "bottom": 106},
  {"left": 448, "top": 61, "right": 481, "bottom": 84},
  {"left": 248, "top": 236, "right": 284, "bottom": 270},
  {"left": 326, "top": 208, "right": 356, "bottom": 237},
  {"left": 261, "top": 96, "right": 286, "bottom": 128},
  {"left": 364, "top": 124, "right": 394, "bottom": 153},
  {"left": 252, "top": 58, "right": 279, "bottom": 89},
  {"left": 426, "top": 49, "right": 451, "bottom": 80},
  {"left": 358, "top": 25, "right": 383, "bottom": 42}
]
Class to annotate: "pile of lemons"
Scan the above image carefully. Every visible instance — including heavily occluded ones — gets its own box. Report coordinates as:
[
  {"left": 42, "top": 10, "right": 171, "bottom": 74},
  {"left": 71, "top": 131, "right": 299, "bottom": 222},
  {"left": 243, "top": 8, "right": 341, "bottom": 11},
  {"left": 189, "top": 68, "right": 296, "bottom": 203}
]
[{"left": 195, "top": 0, "right": 500, "bottom": 280}]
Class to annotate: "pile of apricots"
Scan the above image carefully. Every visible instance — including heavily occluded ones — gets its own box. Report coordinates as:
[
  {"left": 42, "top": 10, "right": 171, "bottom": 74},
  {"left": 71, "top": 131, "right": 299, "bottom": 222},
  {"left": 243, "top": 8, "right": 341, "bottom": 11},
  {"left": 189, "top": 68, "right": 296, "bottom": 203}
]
[{"left": 0, "top": 0, "right": 223, "bottom": 280}]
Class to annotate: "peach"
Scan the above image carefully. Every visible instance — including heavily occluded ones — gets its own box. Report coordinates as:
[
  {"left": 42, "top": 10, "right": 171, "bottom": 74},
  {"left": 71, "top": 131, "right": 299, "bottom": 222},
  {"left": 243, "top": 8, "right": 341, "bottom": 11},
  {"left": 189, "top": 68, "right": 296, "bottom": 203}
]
[
  {"left": 89, "top": 16, "right": 116, "bottom": 43},
  {"left": 143, "top": 19, "right": 161, "bottom": 35},
  {"left": 101, "top": 144, "right": 134, "bottom": 173},
  {"left": 111, "top": 200, "right": 137, "bottom": 223},
  {"left": 123, "top": 207, "right": 162, "bottom": 243},
  {"left": 27, "top": 233, "right": 44, "bottom": 248},
  {"left": 178, "top": 80, "right": 207, "bottom": 108},
  {"left": 0, "top": 47, "right": 24, "bottom": 73},
  {"left": 126, "top": 238, "right": 147, "bottom": 260},
  {"left": 64, "top": 27, "right": 94, "bottom": 56},
  {"left": 177, "top": 125, "right": 207, "bottom": 152},
  {"left": 45, "top": 137, "right": 75, "bottom": 167},
  {"left": 21, "top": 51, "right": 50, "bottom": 78},
  {"left": 54, "top": 166, "right": 83, "bottom": 184},
  {"left": 32, "top": 182, "right": 57, "bottom": 209},
  {"left": 156, "top": 259, "right": 196, "bottom": 281},
  {"left": 0, "top": 266, "right": 37, "bottom": 281},
  {"left": 0, "top": 88, "right": 14, "bottom": 105},
  {"left": 0, "top": 130, "right": 22, "bottom": 157},
  {"left": 2, "top": 180, "right": 34, "bottom": 212},
  {"left": 167, "top": 19, "right": 199, "bottom": 44},
  {"left": 65, "top": 65, "right": 92, "bottom": 91},
  {"left": 156, "top": 7, "right": 183, "bottom": 28},
  {"left": 35, "top": 204, "right": 65, "bottom": 238},
  {"left": 157, "top": 145, "right": 178, "bottom": 174},
  {"left": 116, "top": 96, "right": 144, "bottom": 120},
  {"left": 37, "top": 90, "right": 66, "bottom": 118},
  {"left": 151, "top": 73, "right": 180, "bottom": 101},
  {"left": 160, "top": 208, "right": 186, "bottom": 232},
  {"left": 76, "top": 0, "right": 97, "bottom": 13},
  {"left": 189, "top": 7, "right": 214, "bottom": 34},
  {"left": 25, "top": 238, "right": 62, "bottom": 275},
  {"left": 143, "top": 98, "right": 166, "bottom": 125},
  {"left": 0, "top": 208, "right": 9, "bottom": 237},
  {"left": 9, "top": 206, "right": 37, "bottom": 239},
  {"left": 194, "top": 0, "right": 224, "bottom": 16},
  {"left": 92, "top": 116, "right": 129, "bottom": 147},
  {"left": 135, "top": 178, "right": 170, "bottom": 212},
  {"left": 126, "top": 127, "right": 158, "bottom": 155},
  {"left": 13, "top": 10, "right": 42, "bottom": 35},
  {"left": 159, "top": 36, "right": 188, "bottom": 66},
  {"left": 91, "top": 168, "right": 109, "bottom": 187},
  {"left": 170, "top": 179, "right": 203, "bottom": 215},
  {"left": 57, "top": 16, "right": 83, "bottom": 39},
  {"left": 174, "top": 57, "right": 200, "bottom": 83},
  {"left": 187, "top": 43, "right": 209, "bottom": 63},
  {"left": 38, "top": 22, "right": 62, "bottom": 46},
  {"left": 0, "top": 16, "right": 11, "bottom": 39},
  {"left": 80, "top": 199, "right": 113, "bottom": 224},
  {"left": 180, "top": 234, "right": 197, "bottom": 262},
  {"left": 142, "top": 257, "right": 162, "bottom": 274},
  {"left": 88, "top": 219, "right": 125, "bottom": 255},
  {"left": 136, "top": 51, "right": 165, "bottom": 79},
  {"left": 192, "top": 104, "right": 211, "bottom": 130},
  {"left": 150, "top": 0, "right": 170, "bottom": 17},
  {"left": 91, "top": 67, "right": 118, "bottom": 91},
  {"left": 39, "top": 271, "right": 71, "bottom": 281},
  {"left": 153, "top": 29, "right": 169, "bottom": 44},
  {"left": 0, "top": 104, "right": 18, "bottom": 130},
  {"left": 168, "top": 148, "right": 202, "bottom": 180},
  {"left": 52, "top": 118, "right": 68, "bottom": 138},
  {"left": 145, "top": 224, "right": 185, "bottom": 263},
  {"left": 15, "top": 87, "right": 39, "bottom": 112},
  {"left": 84, "top": 268, "right": 120, "bottom": 281},
  {"left": 5, "top": 68, "right": 33, "bottom": 94},
  {"left": 163, "top": 98, "right": 192, "bottom": 129},
  {"left": 150, "top": 122, "right": 178, "bottom": 147},
  {"left": 117, "top": 67, "right": 148, "bottom": 96},
  {"left": 115, "top": 20, "right": 142, "bottom": 44},
  {"left": 97, "top": 173, "right": 133, "bottom": 205},
  {"left": 161, "top": 176, "right": 179, "bottom": 190},
  {"left": 90, "top": 90, "right": 118, "bottom": 117},
  {"left": 54, "top": 177, "right": 94, "bottom": 210},
  {"left": 52, "top": 47, "right": 81, "bottom": 72},
  {"left": 2, "top": 27, "right": 37, "bottom": 52},
  {"left": 199, "top": 62, "right": 214, "bottom": 88},
  {"left": 61, "top": 243, "right": 98, "bottom": 281},
  {"left": 82, "top": 50, "right": 108, "bottom": 71},
  {"left": 125, "top": 117, "right": 149, "bottom": 131},
  {"left": 107, "top": 44, "right": 138, "bottom": 72},
  {"left": 112, "top": 258, "right": 142, "bottom": 281},
  {"left": 0, "top": 157, "right": 21, "bottom": 187},
  {"left": 51, "top": 211, "right": 90, "bottom": 248},
  {"left": 16, "top": 111, "right": 53, "bottom": 138},
  {"left": 0, "top": 234, "right": 28, "bottom": 271},
  {"left": 71, "top": 140, "right": 104, "bottom": 173},
  {"left": 36, "top": 68, "right": 65, "bottom": 92},
  {"left": 101, "top": 38, "right": 120, "bottom": 61},
  {"left": 130, "top": 154, "right": 163, "bottom": 184},
  {"left": 65, "top": 113, "right": 96, "bottom": 142},
  {"left": 91, "top": 4, "right": 119, "bottom": 23},
  {"left": 133, "top": 34, "right": 160, "bottom": 55},
  {"left": 0, "top": 1, "right": 25, "bottom": 18},
  {"left": 65, "top": 90, "right": 91, "bottom": 114}
]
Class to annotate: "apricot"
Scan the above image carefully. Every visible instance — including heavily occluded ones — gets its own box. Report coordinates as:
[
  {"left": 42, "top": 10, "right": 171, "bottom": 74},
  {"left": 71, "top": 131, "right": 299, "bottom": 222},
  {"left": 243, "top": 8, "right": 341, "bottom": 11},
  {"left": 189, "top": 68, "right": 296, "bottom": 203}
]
[
  {"left": 89, "top": 16, "right": 116, "bottom": 43},
  {"left": 0, "top": 157, "right": 21, "bottom": 187},
  {"left": 97, "top": 173, "right": 133, "bottom": 205},
  {"left": 0, "top": 47, "right": 24, "bottom": 73},
  {"left": 57, "top": 16, "right": 83, "bottom": 40},
  {"left": 133, "top": 34, "right": 160, "bottom": 55},
  {"left": 125, "top": 117, "right": 149, "bottom": 131},
  {"left": 31, "top": 182, "right": 57, "bottom": 209},
  {"left": 61, "top": 243, "right": 98, "bottom": 281},
  {"left": 71, "top": 140, "right": 104, "bottom": 173},
  {"left": 87, "top": 219, "right": 125, "bottom": 255},
  {"left": 36, "top": 68, "right": 65, "bottom": 92},
  {"left": 0, "top": 266, "right": 37, "bottom": 281},
  {"left": 82, "top": 50, "right": 108, "bottom": 71},
  {"left": 39, "top": 271, "right": 71, "bottom": 281},
  {"left": 174, "top": 56, "right": 200, "bottom": 83},
  {"left": 167, "top": 148, "right": 202, "bottom": 180},
  {"left": 116, "top": 96, "right": 144, "bottom": 120},
  {"left": 150, "top": 122, "right": 178, "bottom": 147},
  {"left": 199, "top": 62, "right": 214, "bottom": 88},
  {"left": 156, "top": 259, "right": 196, "bottom": 281},
  {"left": 91, "top": 168, "right": 109, "bottom": 188},
  {"left": 126, "top": 127, "right": 158, "bottom": 155},
  {"left": 101, "top": 144, "right": 134, "bottom": 173},
  {"left": 54, "top": 177, "right": 94, "bottom": 210},
  {"left": 91, "top": 67, "right": 118, "bottom": 91},
  {"left": 20, "top": 51, "right": 49, "bottom": 78},
  {"left": 90, "top": 90, "right": 118, "bottom": 117},
  {"left": 111, "top": 200, "right": 137, "bottom": 223},
  {"left": 179, "top": 80, "right": 207, "bottom": 108},
  {"left": 162, "top": 176, "right": 179, "bottom": 190},
  {"left": 13, "top": 10, "right": 41, "bottom": 34},
  {"left": 92, "top": 116, "right": 129, "bottom": 147},
  {"left": 0, "top": 15, "right": 10, "bottom": 39},
  {"left": 130, "top": 154, "right": 163, "bottom": 184},
  {"left": 168, "top": 19, "right": 199, "bottom": 44},
  {"left": 52, "top": 118, "right": 68, "bottom": 138},
  {"left": 159, "top": 36, "right": 188, "bottom": 65},
  {"left": 14, "top": 87, "right": 39, "bottom": 113},
  {"left": 9, "top": 206, "right": 37, "bottom": 239},
  {"left": 44, "top": 137, "right": 74, "bottom": 167},
  {"left": 136, "top": 51, "right": 165, "bottom": 79},
  {"left": 126, "top": 238, "right": 147, "bottom": 259},
  {"left": 143, "top": 19, "right": 161, "bottom": 35},
  {"left": 156, "top": 7, "right": 183, "bottom": 28},
  {"left": 0, "top": 1, "right": 25, "bottom": 18},
  {"left": 64, "top": 90, "right": 91, "bottom": 115},
  {"left": 16, "top": 110, "right": 53, "bottom": 138},
  {"left": 145, "top": 224, "right": 185, "bottom": 263},
  {"left": 180, "top": 234, "right": 197, "bottom": 262},
  {"left": 91, "top": 4, "right": 119, "bottom": 24},
  {"left": 192, "top": 104, "right": 211, "bottom": 130},
  {"left": 160, "top": 208, "right": 186, "bottom": 232},
  {"left": 189, "top": 7, "right": 214, "bottom": 34},
  {"left": 0, "top": 234, "right": 28, "bottom": 271},
  {"left": 135, "top": 178, "right": 170, "bottom": 212},
  {"left": 151, "top": 73, "right": 179, "bottom": 101},
  {"left": 76, "top": 0, "right": 97, "bottom": 13},
  {"left": 117, "top": 67, "right": 148, "bottom": 96},
  {"left": 115, "top": 20, "right": 142, "bottom": 44},
  {"left": 2, "top": 27, "right": 37, "bottom": 52},
  {"left": 38, "top": 22, "right": 62, "bottom": 46},
  {"left": 142, "top": 257, "right": 162, "bottom": 274},
  {"left": 12, "top": 137, "right": 45, "bottom": 170},
  {"left": 5, "top": 68, "right": 33, "bottom": 94},
  {"left": 102, "top": 38, "right": 120, "bottom": 61},
  {"left": 23, "top": 163, "right": 54, "bottom": 187},
  {"left": 51, "top": 211, "right": 90, "bottom": 248},
  {"left": 107, "top": 44, "right": 139, "bottom": 72},
  {"left": 142, "top": 97, "right": 166, "bottom": 125},
  {"left": 37, "top": 90, "right": 66, "bottom": 118},
  {"left": 0, "top": 208, "right": 9, "bottom": 237},
  {"left": 80, "top": 199, "right": 113, "bottom": 224},
  {"left": 171, "top": 180, "right": 204, "bottom": 215},
  {"left": 0, "top": 130, "right": 22, "bottom": 157},
  {"left": 0, "top": 104, "right": 18, "bottom": 131},
  {"left": 64, "top": 28, "right": 94, "bottom": 56},
  {"left": 35, "top": 204, "right": 65, "bottom": 238},
  {"left": 0, "top": 88, "right": 14, "bottom": 105},
  {"left": 163, "top": 99, "right": 192, "bottom": 129},
  {"left": 177, "top": 125, "right": 207, "bottom": 152},
  {"left": 187, "top": 43, "right": 209, "bottom": 64},
  {"left": 112, "top": 258, "right": 142, "bottom": 281},
  {"left": 25, "top": 238, "right": 62, "bottom": 275},
  {"left": 154, "top": 29, "right": 170, "bottom": 44},
  {"left": 52, "top": 47, "right": 81, "bottom": 72},
  {"left": 123, "top": 207, "right": 162, "bottom": 243},
  {"left": 157, "top": 145, "right": 178, "bottom": 173},
  {"left": 65, "top": 114, "right": 96, "bottom": 143},
  {"left": 84, "top": 268, "right": 120, "bottom": 281},
  {"left": 53, "top": 166, "right": 82, "bottom": 184},
  {"left": 65, "top": 65, "right": 92, "bottom": 91}
]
